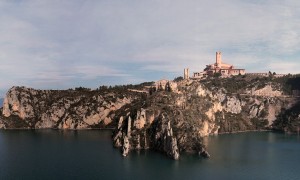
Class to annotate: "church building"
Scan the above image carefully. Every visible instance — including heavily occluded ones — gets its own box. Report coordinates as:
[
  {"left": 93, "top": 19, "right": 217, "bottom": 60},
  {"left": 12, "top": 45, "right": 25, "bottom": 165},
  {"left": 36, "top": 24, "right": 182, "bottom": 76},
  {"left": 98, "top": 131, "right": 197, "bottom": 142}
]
[{"left": 192, "top": 52, "right": 245, "bottom": 78}]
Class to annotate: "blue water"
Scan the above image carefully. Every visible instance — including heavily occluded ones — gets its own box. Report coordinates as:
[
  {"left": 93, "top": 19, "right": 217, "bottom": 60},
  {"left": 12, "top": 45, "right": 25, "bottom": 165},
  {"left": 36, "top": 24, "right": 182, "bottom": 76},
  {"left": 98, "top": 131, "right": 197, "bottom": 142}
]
[{"left": 0, "top": 130, "right": 299, "bottom": 180}]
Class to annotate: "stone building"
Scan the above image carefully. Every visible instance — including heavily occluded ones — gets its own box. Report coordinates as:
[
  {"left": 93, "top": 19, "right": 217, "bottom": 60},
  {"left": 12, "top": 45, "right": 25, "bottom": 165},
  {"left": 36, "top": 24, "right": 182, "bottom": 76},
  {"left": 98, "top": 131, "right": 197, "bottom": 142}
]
[
  {"left": 192, "top": 52, "right": 246, "bottom": 78},
  {"left": 183, "top": 68, "right": 189, "bottom": 80},
  {"left": 153, "top": 79, "right": 178, "bottom": 92}
]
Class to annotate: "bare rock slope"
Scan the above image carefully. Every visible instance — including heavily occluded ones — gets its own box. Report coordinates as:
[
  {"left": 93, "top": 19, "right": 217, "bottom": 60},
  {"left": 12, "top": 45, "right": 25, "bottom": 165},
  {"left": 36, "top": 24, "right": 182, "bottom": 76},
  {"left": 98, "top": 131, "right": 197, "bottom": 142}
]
[
  {"left": 113, "top": 76, "right": 300, "bottom": 159},
  {"left": 0, "top": 86, "right": 142, "bottom": 129}
]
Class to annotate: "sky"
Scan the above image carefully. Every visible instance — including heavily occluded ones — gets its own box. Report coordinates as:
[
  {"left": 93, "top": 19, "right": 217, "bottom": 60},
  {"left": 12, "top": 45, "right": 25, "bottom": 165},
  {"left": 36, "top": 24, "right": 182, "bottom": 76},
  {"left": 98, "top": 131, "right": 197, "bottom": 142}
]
[{"left": 0, "top": 0, "right": 300, "bottom": 97}]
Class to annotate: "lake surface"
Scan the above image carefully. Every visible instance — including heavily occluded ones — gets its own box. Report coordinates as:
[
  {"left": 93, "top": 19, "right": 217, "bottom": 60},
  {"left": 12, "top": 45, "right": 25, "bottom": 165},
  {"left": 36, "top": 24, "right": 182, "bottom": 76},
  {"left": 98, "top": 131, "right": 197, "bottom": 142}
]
[{"left": 0, "top": 130, "right": 299, "bottom": 180}]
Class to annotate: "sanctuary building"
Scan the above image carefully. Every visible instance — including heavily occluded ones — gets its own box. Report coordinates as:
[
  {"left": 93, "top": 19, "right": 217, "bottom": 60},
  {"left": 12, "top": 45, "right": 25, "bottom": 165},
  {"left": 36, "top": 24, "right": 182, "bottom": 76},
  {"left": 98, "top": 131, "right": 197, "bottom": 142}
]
[{"left": 190, "top": 52, "right": 245, "bottom": 79}]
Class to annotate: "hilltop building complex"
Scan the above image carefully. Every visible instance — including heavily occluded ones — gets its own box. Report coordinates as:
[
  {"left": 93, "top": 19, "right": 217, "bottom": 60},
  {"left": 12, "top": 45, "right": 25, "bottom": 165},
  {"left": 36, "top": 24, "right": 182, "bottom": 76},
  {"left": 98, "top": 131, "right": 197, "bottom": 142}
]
[{"left": 187, "top": 52, "right": 246, "bottom": 79}]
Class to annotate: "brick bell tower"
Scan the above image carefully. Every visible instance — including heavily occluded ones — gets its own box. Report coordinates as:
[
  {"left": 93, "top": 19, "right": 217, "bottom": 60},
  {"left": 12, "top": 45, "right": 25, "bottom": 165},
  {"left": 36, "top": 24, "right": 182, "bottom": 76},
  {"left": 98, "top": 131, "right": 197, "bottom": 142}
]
[{"left": 216, "top": 51, "right": 222, "bottom": 68}]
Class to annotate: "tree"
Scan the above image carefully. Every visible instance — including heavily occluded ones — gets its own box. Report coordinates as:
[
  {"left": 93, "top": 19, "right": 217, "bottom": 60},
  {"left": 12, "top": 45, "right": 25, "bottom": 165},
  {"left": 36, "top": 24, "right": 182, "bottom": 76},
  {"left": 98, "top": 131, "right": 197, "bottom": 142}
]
[
  {"left": 174, "top": 76, "right": 184, "bottom": 82},
  {"left": 214, "top": 72, "right": 221, "bottom": 78}
]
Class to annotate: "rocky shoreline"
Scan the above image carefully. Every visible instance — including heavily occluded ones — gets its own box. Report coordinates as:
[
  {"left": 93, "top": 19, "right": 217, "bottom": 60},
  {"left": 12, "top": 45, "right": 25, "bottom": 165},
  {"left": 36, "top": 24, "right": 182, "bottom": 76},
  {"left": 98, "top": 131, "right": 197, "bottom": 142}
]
[{"left": 0, "top": 75, "right": 300, "bottom": 160}]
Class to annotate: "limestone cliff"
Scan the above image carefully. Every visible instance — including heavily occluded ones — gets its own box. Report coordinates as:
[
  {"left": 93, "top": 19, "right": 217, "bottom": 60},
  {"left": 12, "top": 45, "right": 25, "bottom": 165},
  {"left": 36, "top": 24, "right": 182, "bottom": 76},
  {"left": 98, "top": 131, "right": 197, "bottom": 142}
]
[
  {"left": 114, "top": 111, "right": 181, "bottom": 160},
  {"left": 0, "top": 86, "right": 143, "bottom": 129},
  {"left": 113, "top": 75, "right": 300, "bottom": 159},
  {"left": 272, "top": 100, "right": 300, "bottom": 133},
  {"left": 0, "top": 120, "right": 5, "bottom": 129},
  {"left": 1, "top": 75, "right": 300, "bottom": 160}
]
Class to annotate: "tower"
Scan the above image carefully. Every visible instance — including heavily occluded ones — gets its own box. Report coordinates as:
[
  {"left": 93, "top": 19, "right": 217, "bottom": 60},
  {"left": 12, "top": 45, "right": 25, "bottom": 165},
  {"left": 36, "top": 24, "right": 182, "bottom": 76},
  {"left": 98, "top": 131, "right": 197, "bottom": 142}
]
[
  {"left": 216, "top": 51, "right": 222, "bottom": 68},
  {"left": 184, "top": 68, "right": 189, "bottom": 80}
]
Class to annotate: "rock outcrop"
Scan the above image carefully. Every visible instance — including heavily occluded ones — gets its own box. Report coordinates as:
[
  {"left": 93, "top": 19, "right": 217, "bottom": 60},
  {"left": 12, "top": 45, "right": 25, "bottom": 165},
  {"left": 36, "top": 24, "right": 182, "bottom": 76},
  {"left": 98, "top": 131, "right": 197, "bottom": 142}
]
[
  {"left": 272, "top": 100, "right": 300, "bottom": 133},
  {"left": 251, "top": 85, "right": 282, "bottom": 97},
  {"left": 224, "top": 96, "right": 242, "bottom": 114},
  {"left": 1, "top": 75, "right": 300, "bottom": 160},
  {"left": 113, "top": 110, "right": 202, "bottom": 160},
  {"left": 112, "top": 75, "right": 300, "bottom": 159},
  {"left": 151, "top": 114, "right": 180, "bottom": 159},
  {"left": 0, "top": 119, "right": 5, "bottom": 129},
  {"left": 1, "top": 86, "right": 142, "bottom": 129}
]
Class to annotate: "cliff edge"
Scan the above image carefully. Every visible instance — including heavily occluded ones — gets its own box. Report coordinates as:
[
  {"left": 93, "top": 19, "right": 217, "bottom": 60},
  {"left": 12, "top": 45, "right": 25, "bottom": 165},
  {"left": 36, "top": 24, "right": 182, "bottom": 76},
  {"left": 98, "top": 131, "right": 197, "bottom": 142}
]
[
  {"left": 112, "top": 75, "right": 300, "bottom": 159},
  {"left": 0, "top": 75, "right": 300, "bottom": 159},
  {"left": 0, "top": 86, "right": 144, "bottom": 129}
]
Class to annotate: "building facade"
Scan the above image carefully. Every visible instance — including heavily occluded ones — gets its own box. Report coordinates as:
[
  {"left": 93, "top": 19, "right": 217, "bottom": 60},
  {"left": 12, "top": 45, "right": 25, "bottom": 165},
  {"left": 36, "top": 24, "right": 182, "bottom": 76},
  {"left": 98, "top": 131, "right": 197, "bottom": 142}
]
[{"left": 192, "top": 52, "right": 246, "bottom": 79}]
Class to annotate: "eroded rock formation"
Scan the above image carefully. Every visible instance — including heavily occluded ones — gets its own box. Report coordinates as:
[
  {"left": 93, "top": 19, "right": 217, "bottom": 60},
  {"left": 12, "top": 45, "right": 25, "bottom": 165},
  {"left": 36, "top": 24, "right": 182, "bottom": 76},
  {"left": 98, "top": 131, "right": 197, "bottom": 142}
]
[
  {"left": 1, "top": 75, "right": 300, "bottom": 159},
  {"left": 112, "top": 76, "right": 300, "bottom": 159},
  {"left": 0, "top": 86, "right": 141, "bottom": 129}
]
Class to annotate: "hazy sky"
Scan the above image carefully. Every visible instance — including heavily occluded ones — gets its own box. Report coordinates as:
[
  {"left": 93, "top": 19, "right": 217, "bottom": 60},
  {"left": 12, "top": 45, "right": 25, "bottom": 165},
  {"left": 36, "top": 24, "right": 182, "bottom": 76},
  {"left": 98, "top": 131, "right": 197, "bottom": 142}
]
[{"left": 0, "top": 0, "right": 300, "bottom": 96}]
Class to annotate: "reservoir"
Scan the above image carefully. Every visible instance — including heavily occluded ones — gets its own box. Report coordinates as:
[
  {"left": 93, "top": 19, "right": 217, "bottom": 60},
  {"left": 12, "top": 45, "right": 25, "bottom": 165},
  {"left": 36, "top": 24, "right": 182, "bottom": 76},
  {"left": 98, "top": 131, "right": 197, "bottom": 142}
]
[{"left": 0, "top": 130, "right": 299, "bottom": 180}]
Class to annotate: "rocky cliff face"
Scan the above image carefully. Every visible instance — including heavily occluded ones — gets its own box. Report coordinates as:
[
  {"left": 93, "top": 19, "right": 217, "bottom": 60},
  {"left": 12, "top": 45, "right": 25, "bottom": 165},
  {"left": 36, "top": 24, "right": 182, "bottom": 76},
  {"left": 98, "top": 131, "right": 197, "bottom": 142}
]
[
  {"left": 0, "top": 120, "right": 5, "bottom": 129},
  {"left": 114, "top": 111, "right": 181, "bottom": 159},
  {"left": 113, "top": 76, "right": 300, "bottom": 159},
  {"left": 1, "top": 75, "right": 299, "bottom": 160},
  {"left": 0, "top": 86, "right": 143, "bottom": 129},
  {"left": 272, "top": 99, "right": 300, "bottom": 133}
]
